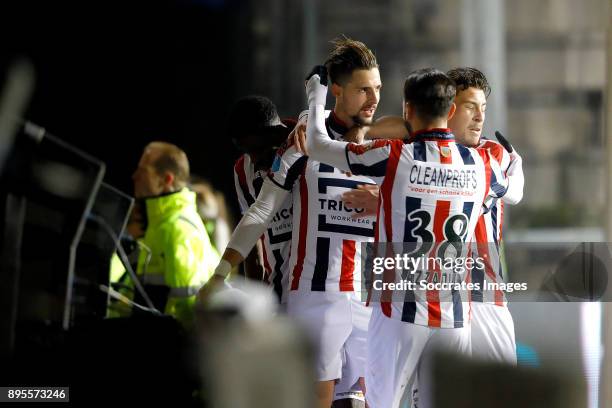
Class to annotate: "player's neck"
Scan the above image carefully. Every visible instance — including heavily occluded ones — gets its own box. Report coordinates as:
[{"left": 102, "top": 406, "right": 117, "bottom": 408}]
[
  {"left": 410, "top": 118, "right": 448, "bottom": 133},
  {"left": 332, "top": 107, "right": 354, "bottom": 128}
]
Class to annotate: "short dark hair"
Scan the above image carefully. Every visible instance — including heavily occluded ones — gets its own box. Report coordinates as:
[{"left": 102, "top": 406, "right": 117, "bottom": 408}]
[
  {"left": 324, "top": 37, "right": 378, "bottom": 86},
  {"left": 227, "top": 95, "right": 281, "bottom": 141},
  {"left": 447, "top": 67, "right": 491, "bottom": 97},
  {"left": 403, "top": 68, "right": 456, "bottom": 122}
]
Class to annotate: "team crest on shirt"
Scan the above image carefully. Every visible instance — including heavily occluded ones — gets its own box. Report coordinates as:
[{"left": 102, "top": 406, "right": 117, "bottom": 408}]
[
  {"left": 440, "top": 145, "right": 451, "bottom": 158},
  {"left": 271, "top": 154, "right": 281, "bottom": 172}
]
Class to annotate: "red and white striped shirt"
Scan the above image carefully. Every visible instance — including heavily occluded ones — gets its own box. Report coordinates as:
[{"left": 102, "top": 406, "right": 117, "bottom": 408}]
[
  {"left": 268, "top": 113, "right": 377, "bottom": 293},
  {"left": 343, "top": 129, "right": 509, "bottom": 328},
  {"left": 470, "top": 138, "right": 515, "bottom": 307},
  {"left": 233, "top": 121, "right": 295, "bottom": 302}
]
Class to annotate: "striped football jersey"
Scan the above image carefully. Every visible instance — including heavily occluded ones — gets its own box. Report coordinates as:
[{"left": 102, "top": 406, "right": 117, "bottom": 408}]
[
  {"left": 344, "top": 128, "right": 509, "bottom": 328},
  {"left": 268, "top": 112, "right": 377, "bottom": 293},
  {"left": 470, "top": 137, "right": 516, "bottom": 307},
  {"left": 233, "top": 117, "right": 296, "bottom": 303}
]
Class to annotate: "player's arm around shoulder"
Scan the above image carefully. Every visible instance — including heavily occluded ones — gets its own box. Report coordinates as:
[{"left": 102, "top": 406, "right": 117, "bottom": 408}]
[
  {"left": 267, "top": 142, "right": 307, "bottom": 191},
  {"left": 362, "top": 116, "right": 412, "bottom": 141},
  {"left": 199, "top": 175, "right": 292, "bottom": 302}
]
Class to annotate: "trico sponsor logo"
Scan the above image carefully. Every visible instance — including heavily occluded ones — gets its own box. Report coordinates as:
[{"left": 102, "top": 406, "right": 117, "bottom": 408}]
[
  {"left": 271, "top": 207, "right": 293, "bottom": 223},
  {"left": 318, "top": 199, "right": 365, "bottom": 213}
]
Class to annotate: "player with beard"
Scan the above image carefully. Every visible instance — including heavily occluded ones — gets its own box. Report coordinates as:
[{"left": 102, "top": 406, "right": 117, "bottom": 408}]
[
  {"left": 304, "top": 64, "right": 520, "bottom": 408},
  {"left": 336, "top": 67, "right": 524, "bottom": 406},
  {"left": 336, "top": 69, "right": 524, "bottom": 366},
  {"left": 446, "top": 67, "right": 523, "bottom": 365},
  {"left": 202, "top": 38, "right": 381, "bottom": 408}
]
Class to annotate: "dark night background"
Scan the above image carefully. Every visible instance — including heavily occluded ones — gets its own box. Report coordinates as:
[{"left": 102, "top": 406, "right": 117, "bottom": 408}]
[
  {"left": 0, "top": 0, "right": 264, "bottom": 217},
  {"left": 1, "top": 2, "right": 610, "bottom": 402}
]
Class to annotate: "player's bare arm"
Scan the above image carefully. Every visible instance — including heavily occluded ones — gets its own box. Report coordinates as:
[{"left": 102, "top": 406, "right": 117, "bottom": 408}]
[
  {"left": 243, "top": 244, "right": 265, "bottom": 281},
  {"left": 198, "top": 179, "right": 289, "bottom": 300},
  {"left": 362, "top": 115, "right": 411, "bottom": 140}
]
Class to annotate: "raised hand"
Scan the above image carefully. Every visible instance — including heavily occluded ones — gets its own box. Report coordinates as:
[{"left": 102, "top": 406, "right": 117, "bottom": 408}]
[
  {"left": 305, "top": 65, "right": 328, "bottom": 107},
  {"left": 494, "top": 131, "right": 513, "bottom": 153}
]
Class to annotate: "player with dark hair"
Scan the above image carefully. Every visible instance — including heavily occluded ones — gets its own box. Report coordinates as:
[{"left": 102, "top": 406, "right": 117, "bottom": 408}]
[
  {"left": 304, "top": 66, "right": 516, "bottom": 408},
  {"left": 449, "top": 66, "right": 491, "bottom": 94},
  {"left": 323, "top": 37, "right": 380, "bottom": 127},
  {"left": 342, "top": 67, "right": 524, "bottom": 368},
  {"left": 445, "top": 67, "right": 523, "bottom": 365},
  {"left": 228, "top": 95, "right": 292, "bottom": 172},
  {"left": 203, "top": 38, "right": 382, "bottom": 407},
  {"left": 228, "top": 95, "right": 295, "bottom": 301}
]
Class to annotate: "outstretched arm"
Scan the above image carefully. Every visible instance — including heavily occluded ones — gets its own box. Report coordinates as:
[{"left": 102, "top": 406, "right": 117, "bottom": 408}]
[
  {"left": 363, "top": 116, "right": 411, "bottom": 140},
  {"left": 304, "top": 68, "right": 352, "bottom": 172},
  {"left": 294, "top": 113, "right": 409, "bottom": 154},
  {"left": 206, "top": 179, "right": 289, "bottom": 282}
]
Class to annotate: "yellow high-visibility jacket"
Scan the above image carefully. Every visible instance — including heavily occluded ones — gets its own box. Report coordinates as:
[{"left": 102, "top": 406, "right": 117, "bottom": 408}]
[{"left": 137, "top": 188, "right": 219, "bottom": 326}]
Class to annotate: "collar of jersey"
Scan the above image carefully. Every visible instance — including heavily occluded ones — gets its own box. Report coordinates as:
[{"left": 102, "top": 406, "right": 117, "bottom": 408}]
[
  {"left": 412, "top": 128, "right": 454, "bottom": 142},
  {"left": 326, "top": 111, "right": 349, "bottom": 140}
]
